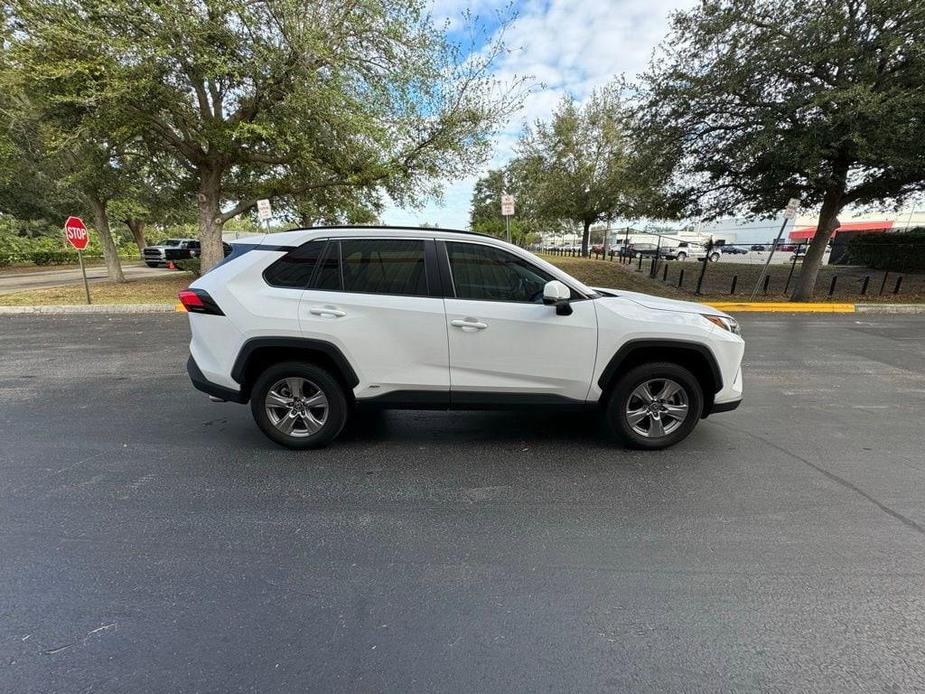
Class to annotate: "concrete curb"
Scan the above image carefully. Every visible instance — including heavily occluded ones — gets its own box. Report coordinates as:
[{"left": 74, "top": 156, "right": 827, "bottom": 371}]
[
  {"left": 854, "top": 303, "right": 925, "bottom": 314},
  {"left": 710, "top": 302, "right": 925, "bottom": 314},
  {"left": 0, "top": 303, "right": 179, "bottom": 315},
  {"left": 709, "top": 302, "right": 856, "bottom": 313}
]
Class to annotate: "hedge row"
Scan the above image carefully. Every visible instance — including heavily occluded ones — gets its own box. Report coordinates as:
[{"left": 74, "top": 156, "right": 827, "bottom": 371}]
[
  {"left": 0, "top": 250, "right": 139, "bottom": 266},
  {"left": 846, "top": 228, "right": 925, "bottom": 272}
]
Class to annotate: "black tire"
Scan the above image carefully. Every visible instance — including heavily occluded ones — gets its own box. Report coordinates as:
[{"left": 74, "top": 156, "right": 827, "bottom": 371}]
[
  {"left": 709, "top": 252, "right": 720, "bottom": 262},
  {"left": 606, "top": 362, "right": 703, "bottom": 450},
  {"left": 250, "top": 361, "right": 348, "bottom": 449},
  {"left": 676, "top": 252, "right": 687, "bottom": 261},
  {"left": 145, "top": 261, "right": 160, "bottom": 268}
]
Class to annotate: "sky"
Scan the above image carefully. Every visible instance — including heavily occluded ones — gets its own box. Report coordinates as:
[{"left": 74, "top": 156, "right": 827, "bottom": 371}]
[{"left": 380, "top": 0, "right": 696, "bottom": 230}]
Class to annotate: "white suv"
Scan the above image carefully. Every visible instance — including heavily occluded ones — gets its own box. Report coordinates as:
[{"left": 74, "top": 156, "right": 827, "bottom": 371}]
[{"left": 181, "top": 227, "right": 744, "bottom": 450}]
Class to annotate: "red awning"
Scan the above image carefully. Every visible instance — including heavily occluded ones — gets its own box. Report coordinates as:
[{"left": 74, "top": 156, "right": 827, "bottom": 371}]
[{"left": 789, "top": 220, "right": 894, "bottom": 241}]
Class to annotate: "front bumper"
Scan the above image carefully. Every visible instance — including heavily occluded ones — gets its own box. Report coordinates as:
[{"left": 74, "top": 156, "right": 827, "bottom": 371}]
[{"left": 187, "top": 355, "right": 246, "bottom": 403}]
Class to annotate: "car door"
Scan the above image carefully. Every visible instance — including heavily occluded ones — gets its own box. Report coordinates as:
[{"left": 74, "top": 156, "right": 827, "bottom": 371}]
[
  {"left": 298, "top": 237, "right": 450, "bottom": 400},
  {"left": 442, "top": 240, "right": 598, "bottom": 403}
]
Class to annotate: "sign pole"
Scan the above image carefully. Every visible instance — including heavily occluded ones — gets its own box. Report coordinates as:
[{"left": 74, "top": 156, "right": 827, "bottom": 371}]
[
  {"left": 63, "top": 216, "right": 91, "bottom": 304},
  {"left": 500, "top": 194, "right": 515, "bottom": 243},
  {"left": 257, "top": 199, "right": 273, "bottom": 237},
  {"left": 751, "top": 198, "right": 800, "bottom": 299},
  {"left": 77, "top": 250, "right": 91, "bottom": 304}
]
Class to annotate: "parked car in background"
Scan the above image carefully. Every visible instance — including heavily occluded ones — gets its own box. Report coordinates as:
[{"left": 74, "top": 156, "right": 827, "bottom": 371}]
[
  {"left": 721, "top": 245, "right": 748, "bottom": 255},
  {"left": 750, "top": 244, "right": 767, "bottom": 252},
  {"left": 663, "top": 242, "right": 721, "bottom": 262},
  {"left": 626, "top": 243, "right": 661, "bottom": 258},
  {"left": 789, "top": 248, "right": 807, "bottom": 262},
  {"left": 591, "top": 243, "right": 605, "bottom": 254},
  {"left": 142, "top": 238, "right": 200, "bottom": 267}
]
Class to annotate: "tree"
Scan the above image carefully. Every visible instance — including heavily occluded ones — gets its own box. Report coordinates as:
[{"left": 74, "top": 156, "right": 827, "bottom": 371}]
[
  {"left": 634, "top": 0, "right": 925, "bottom": 301},
  {"left": 515, "top": 86, "right": 635, "bottom": 256},
  {"left": 468, "top": 167, "right": 540, "bottom": 246},
  {"left": 10, "top": 0, "right": 527, "bottom": 270},
  {"left": 284, "top": 187, "right": 381, "bottom": 228},
  {"left": 2, "top": 4, "right": 167, "bottom": 281},
  {"left": 469, "top": 165, "right": 544, "bottom": 246}
]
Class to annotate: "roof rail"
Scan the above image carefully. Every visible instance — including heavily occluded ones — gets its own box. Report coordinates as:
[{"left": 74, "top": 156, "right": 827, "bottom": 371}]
[{"left": 281, "top": 224, "right": 497, "bottom": 240}]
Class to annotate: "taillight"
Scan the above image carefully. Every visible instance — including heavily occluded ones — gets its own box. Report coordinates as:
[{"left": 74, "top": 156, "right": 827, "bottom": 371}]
[{"left": 178, "top": 289, "right": 224, "bottom": 315}]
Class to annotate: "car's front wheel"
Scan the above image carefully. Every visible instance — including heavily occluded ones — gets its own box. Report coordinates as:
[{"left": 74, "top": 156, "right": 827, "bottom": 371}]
[
  {"left": 607, "top": 362, "right": 703, "bottom": 450},
  {"left": 145, "top": 261, "right": 160, "bottom": 268},
  {"left": 250, "top": 362, "right": 348, "bottom": 449},
  {"left": 709, "top": 252, "right": 720, "bottom": 262}
]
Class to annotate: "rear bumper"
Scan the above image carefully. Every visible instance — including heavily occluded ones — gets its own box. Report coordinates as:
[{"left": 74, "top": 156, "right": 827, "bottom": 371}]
[
  {"left": 187, "top": 355, "right": 246, "bottom": 403},
  {"left": 709, "top": 399, "right": 741, "bottom": 414}
]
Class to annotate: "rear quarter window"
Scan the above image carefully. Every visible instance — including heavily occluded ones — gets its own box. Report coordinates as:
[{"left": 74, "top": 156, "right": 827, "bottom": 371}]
[{"left": 263, "top": 241, "right": 326, "bottom": 288}]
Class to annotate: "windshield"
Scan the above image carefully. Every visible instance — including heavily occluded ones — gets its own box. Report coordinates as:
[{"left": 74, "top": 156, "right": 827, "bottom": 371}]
[{"left": 163, "top": 239, "right": 182, "bottom": 246}]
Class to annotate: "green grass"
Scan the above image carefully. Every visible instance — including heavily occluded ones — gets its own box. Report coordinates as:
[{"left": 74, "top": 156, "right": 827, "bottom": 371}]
[{"left": 0, "top": 274, "right": 189, "bottom": 305}]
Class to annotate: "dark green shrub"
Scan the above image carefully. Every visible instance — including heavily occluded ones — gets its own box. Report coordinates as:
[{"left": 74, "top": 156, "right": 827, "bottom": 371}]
[
  {"left": 846, "top": 228, "right": 925, "bottom": 272},
  {"left": 30, "top": 250, "right": 72, "bottom": 265},
  {"left": 175, "top": 258, "right": 201, "bottom": 277}
]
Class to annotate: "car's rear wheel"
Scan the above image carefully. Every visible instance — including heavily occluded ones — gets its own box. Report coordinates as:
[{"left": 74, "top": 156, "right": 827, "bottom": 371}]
[
  {"left": 250, "top": 362, "right": 348, "bottom": 449},
  {"left": 145, "top": 261, "right": 159, "bottom": 268},
  {"left": 709, "top": 252, "right": 720, "bottom": 262},
  {"left": 607, "top": 362, "right": 703, "bottom": 450},
  {"left": 676, "top": 252, "right": 687, "bottom": 261}
]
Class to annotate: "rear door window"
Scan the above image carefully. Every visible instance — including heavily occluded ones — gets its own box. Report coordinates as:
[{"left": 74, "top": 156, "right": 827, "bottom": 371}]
[{"left": 340, "top": 239, "right": 428, "bottom": 296}]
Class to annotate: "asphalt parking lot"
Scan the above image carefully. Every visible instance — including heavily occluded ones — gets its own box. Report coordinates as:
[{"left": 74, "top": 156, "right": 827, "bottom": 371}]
[{"left": 1, "top": 313, "right": 924, "bottom": 692}]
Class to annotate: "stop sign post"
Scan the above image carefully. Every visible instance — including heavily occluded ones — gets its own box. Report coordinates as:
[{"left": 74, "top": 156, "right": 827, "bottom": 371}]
[{"left": 64, "top": 216, "right": 92, "bottom": 304}]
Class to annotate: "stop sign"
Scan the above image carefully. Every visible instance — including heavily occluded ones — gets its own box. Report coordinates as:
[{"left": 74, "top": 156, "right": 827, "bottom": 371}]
[{"left": 64, "top": 216, "right": 89, "bottom": 251}]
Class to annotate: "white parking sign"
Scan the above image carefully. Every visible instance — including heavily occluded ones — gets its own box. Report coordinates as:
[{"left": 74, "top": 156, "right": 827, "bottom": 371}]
[
  {"left": 257, "top": 199, "right": 272, "bottom": 221},
  {"left": 501, "top": 194, "right": 515, "bottom": 217}
]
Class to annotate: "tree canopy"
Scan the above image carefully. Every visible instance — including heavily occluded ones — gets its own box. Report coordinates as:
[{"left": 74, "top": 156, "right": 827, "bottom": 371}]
[
  {"left": 515, "top": 86, "right": 635, "bottom": 255},
  {"left": 468, "top": 167, "right": 540, "bottom": 246},
  {"left": 634, "top": 0, "right": 925, "bottom": 300},
  {"left": 6, "top": 0, "right": 527, "bottom": 269}
]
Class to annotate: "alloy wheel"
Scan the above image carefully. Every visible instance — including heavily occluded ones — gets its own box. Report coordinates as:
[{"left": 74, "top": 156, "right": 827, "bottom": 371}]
[
  {"left": 625, "top": 378, "right": 689, "bottom": 439},
  {"left": 265, "top": 377, "right": 329, "bottom": 438}
]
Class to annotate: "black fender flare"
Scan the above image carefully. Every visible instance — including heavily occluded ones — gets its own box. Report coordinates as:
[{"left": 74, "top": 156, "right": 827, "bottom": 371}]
[
  {"left": 231, "top": 337, "right": 359, "bottom": 391},
  {"left": 597, "top": 339, "right": 723, "bottom": 397}
]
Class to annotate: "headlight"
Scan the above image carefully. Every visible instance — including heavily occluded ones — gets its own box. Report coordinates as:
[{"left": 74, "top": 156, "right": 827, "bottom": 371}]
[{"left": 702, "top": 314, "right": 741, "bottom": 335}]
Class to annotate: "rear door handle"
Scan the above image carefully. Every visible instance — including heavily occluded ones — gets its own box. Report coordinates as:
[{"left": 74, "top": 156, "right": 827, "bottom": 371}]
[
  {"left": 450, "top": 318, "right": 488, "bottom": 330},
  {"left": 309, "top": 306, "right": 346, "bottom": 318}
]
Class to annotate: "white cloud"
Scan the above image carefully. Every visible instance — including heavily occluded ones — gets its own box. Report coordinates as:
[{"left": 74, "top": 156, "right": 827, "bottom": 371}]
[{"left": 382, "top": 0, "right": 696, "bottom": 230}]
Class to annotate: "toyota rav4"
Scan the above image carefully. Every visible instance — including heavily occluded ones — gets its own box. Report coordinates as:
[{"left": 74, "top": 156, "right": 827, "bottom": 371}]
[{"left": 181, "top": 227, "right": 744, "bottom": 450}]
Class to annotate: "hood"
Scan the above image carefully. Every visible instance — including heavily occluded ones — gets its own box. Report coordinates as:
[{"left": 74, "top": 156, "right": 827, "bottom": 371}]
[{"left": 592, "top": 288, "right": 728, "bottom": 317}]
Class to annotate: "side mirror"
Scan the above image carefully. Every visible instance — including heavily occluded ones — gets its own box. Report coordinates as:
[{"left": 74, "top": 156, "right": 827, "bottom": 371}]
[{"left": 543, "top": 280, "right": 573, "bottom": 316}]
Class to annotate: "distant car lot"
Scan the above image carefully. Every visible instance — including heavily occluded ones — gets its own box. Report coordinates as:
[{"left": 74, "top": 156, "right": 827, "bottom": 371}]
[
  {"left": 712, "top": 248, "right": 832, "bottom": 265},
  {"left": 1, "top": 313, "right": 924, "bottom": 691}
]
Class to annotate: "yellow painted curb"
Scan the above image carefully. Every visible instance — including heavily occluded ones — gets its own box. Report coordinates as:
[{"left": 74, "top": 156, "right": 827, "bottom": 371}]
[
  {"left": 175, "top": 303, "right": 187, "bottom": 312},
  {"left": 708, "top": 302, "right": 855, "bottom": 313}
]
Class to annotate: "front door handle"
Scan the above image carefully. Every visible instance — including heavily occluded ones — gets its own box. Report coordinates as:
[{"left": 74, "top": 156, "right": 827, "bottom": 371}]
[
  {"left": 450, "top": 318, "right": 488, "bottom": 331},
  {"left": 309, "top": 306, "right": 346, "bottom": 318}
]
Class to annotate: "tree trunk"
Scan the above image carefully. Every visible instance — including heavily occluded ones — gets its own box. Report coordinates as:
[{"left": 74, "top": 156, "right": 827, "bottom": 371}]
[
  {"left": 125, "top": 218, "right": 146, "bottom": 254},
  {"left": 88, "top": 196, "right": 126, "bottom": 283},
  {"left": 197, "top": 167, "right": 226, "bottom": 271},
  {"left": 581, "top": 220, "right": 591, "bottom": 257},
  {"left": 790, "top": 187, "right": 844, "bottom": 302}
]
